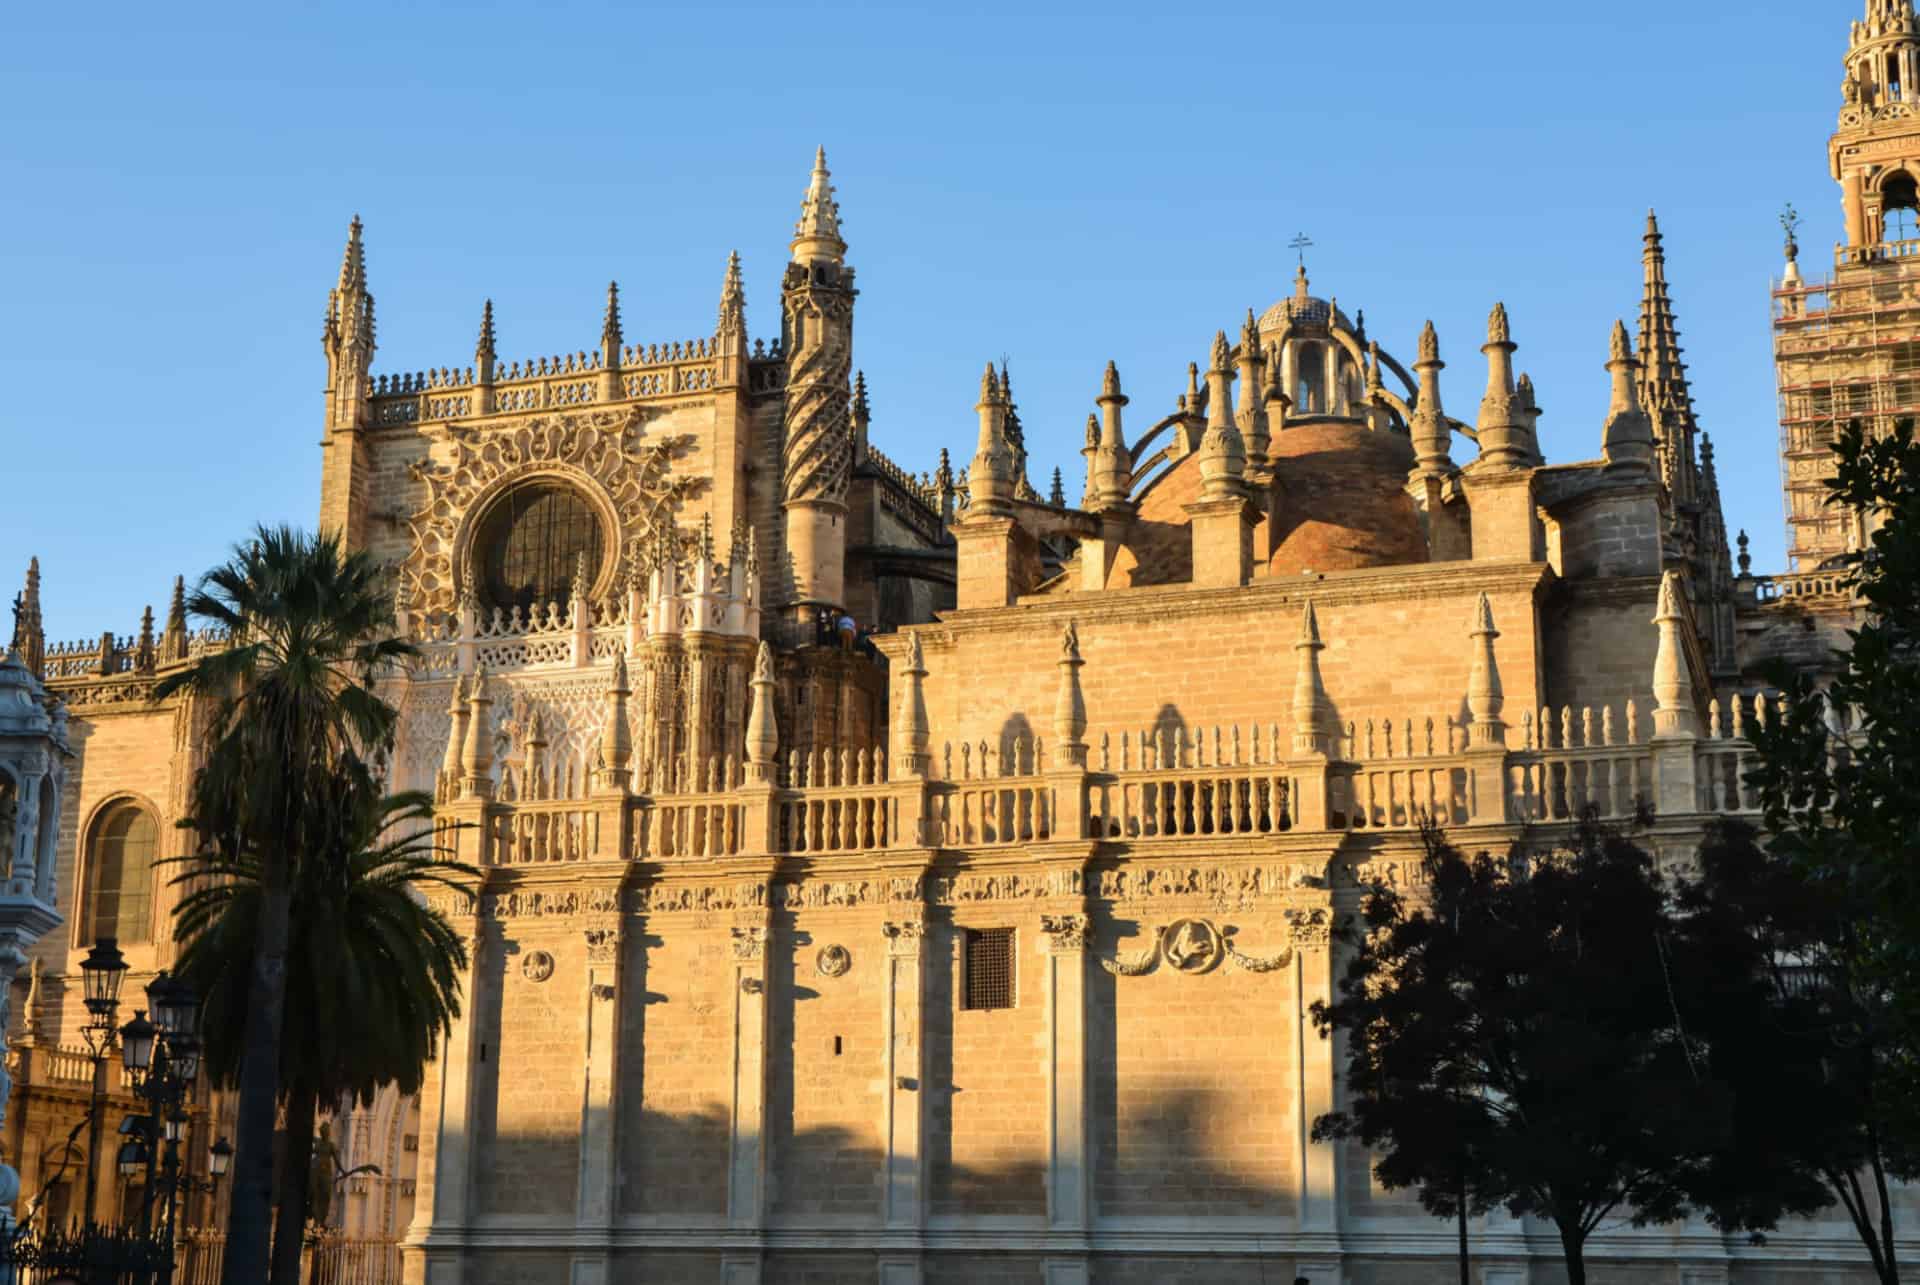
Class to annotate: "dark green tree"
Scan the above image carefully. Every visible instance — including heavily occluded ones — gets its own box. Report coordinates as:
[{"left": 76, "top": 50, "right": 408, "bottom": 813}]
[
  {"left": 1674, "top": 819, "right": 1910, "bottom": 1285},
  {"left": 1313, "top": 820, "right": 1731, "bottom": 1285},
  {"left": 154, "top": 525, "right": 414, "bottom": 1285},
  {"left": 172, "top": 782, "right": 472, "bottom": 1285}
]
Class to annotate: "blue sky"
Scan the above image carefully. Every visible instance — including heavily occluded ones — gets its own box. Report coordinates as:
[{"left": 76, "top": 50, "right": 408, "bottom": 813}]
[{"left": 1, "top": 0, "right": 1853, "bottom": 640}]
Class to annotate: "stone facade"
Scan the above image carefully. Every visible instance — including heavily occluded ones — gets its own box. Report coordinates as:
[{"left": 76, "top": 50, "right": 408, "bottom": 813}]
[{"left": 5, "top": 6, "right": 1914, "bottom": 1280}]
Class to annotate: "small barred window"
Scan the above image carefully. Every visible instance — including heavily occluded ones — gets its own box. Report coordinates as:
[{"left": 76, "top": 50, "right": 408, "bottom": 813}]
[{"left": 962, "top": 927, "right": 1015, "bottom": 1011}]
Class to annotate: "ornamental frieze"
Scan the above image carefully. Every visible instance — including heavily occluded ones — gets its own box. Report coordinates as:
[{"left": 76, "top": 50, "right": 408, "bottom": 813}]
[
  {"left": 1096, "top": 862, "right": 1323, "bottom": 906},
  {"left": 482, "top": 887, "right": 620, "bottom": 919},
  {"left": 929, "top": 869, "right": 1082, "bottom": 904}
]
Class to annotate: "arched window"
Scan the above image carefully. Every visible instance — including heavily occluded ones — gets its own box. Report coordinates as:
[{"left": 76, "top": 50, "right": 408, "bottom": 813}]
[
  {"left": 1883, "top": 170, "right": 1918, "bottom": 243},
  {"left": 85, "top": 803, "right": 156, "bottom": 944},
  {"left": 473, "top": 480, "right": 605, "bottom": 616},
  {"left": 1295, "top": 342, "right": 1325, "bottom": 414}
]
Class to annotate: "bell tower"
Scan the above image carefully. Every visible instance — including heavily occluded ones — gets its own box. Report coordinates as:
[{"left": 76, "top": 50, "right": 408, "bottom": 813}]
[
  {"left": 1835, "top": 0, "right": 1920, "bottom": 247},
  {"left": 1773, "top": 0, "right": 1920, "bottom": 570}
]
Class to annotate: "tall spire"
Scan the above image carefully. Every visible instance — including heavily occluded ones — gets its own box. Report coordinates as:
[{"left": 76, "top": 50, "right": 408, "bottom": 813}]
[
  {"left": 718, "top": 250, "right": 747, "bottom": 336},
  {"left": 791, "top": 146, "right": 846, "bottom": 265},
  {"left": 1637, "top": 210, "right": 1699, "bottom": 505},
  {"left": 162, "top": 575, "right": 188, "bottom": 663},
  {"left": 8, "top": 558, "right": 42, "bottom": 674},
  {"left": 322, "top": 214, "right": 376, "bottom": 436},
  {"left": 337, "top": 214, "right": 367, "bottom": 298}
]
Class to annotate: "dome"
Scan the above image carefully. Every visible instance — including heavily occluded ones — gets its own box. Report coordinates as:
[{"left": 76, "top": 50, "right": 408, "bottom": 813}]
[
  {"left": 1257, "top": 265, "right": 1353, "bottom": 335},
  {"left": 1081, "top": 420, "right": 1426, "bottom": 591}
]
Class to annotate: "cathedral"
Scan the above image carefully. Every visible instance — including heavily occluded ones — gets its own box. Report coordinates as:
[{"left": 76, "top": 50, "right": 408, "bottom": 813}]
[{"left": 0, "top": 4, "right": 1913, "bottom": 1283}]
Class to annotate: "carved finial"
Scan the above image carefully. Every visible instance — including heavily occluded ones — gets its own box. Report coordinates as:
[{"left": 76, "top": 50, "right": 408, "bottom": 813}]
[
  {"left": 1737, "top": 529, "right": 1752, "bottom": 576},
  {"left": 979, "top": 361, "right": 998, "bottom": 403},
  {"left": 1186, "top": 361, "right": 1202, "bottom": 408},
  {"left": 853, "top": 370, "right": 870, "bottom": 421},
  {"left": 1488, "top": 302, "right": 1510, "bottom": 345},
  {"left": 904, "top": 629, "right": 924, "bottom": 673},
  {"left": 1609, "top": 318, "right": 1632, "bottom": 364},
  {"left": 755, "top": 638, "right": 775, "bottom": 682},
  {"left": 1417, "top": 320, "right": 1440, "bottom": 365},
  {"left": 718, "top": 250, "right": 746, "bottom": 333},
  {"left": 1062, "top": 618, "right": 1081, "bottom": 661},
  {"left": 792, "top": 145, "right": 846, "bottom": 264},
  {"left": 1210, "top": 330, "right": 1233, "bottom": 374},
  {"left": 477, "top": 299, "right": 496, "bottom": 363},
  {"left": 1298, "top": 598, "right": 1322, "bottom": 648},
  {"left": 1049, "top": 466, "right": 1065, "bottom": 506},
  {"left": 1085, "top": 414, "right": 1099, "bottom": 449},
  {"left": 602, "top": 281, "right": 624, "bottom": 349},
  {"left": 1102, "top": 360, "right": 1122, "bottom": 400}
]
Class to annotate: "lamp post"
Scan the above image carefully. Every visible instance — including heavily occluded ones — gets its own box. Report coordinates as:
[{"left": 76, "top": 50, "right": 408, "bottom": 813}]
[
  {"left": 76, "top": 937, "right": 128, "bottom": 1226},
  {"left": 118, "top": 971, "right": 200, "bottom": 1285}
]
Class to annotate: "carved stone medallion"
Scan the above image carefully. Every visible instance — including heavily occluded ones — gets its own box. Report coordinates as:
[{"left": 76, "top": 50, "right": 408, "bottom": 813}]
[
  {"left": 815, "top": 944, "right": 852, "bottom": 978},
  {"left": 1160, "top": 919, "right": 1222, "bottom": 973},
  {"left": 520, "top": 949, "right": 556, "bottom": 983}
]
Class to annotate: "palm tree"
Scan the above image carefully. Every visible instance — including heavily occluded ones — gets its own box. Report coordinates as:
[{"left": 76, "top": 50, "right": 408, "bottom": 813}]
[
  {"left": 171, "top": 781, "right": 473, "bottom": 1285},
  {"left": 155, "top": 525, "right": 414, "bottom": 1285}
]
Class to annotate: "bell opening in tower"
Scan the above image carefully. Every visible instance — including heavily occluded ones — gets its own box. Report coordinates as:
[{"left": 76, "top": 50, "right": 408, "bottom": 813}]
[{"left": 1885, "top": 169, "right": 1920, "bottom": 242}]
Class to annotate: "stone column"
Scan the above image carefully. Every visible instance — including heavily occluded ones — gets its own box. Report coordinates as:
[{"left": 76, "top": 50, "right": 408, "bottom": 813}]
[
  {"left": 1289, "top": 902, "right": 1342, "bottom": 1280},
  {"left": 1040, "top": 911, "right": 1091, "bottom": 1284},
  {"left": 403, "top": 890, "right": 485, "bottom": 1285},
  {"left": 878, "top": 916, "right": 928, "bottom": 1285},
  {"left": 571, "top": 916, "right": 622, "bottom": 1285},
  {"left": 724, "top": 913, "right": 771, "bottom": 1284}
]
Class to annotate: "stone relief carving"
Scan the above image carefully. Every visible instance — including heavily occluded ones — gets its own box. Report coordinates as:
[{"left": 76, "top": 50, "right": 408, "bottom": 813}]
[
  {"left": 398, "top": 407, "right": 702, "bottom": 616},
  {"left": 1161, "top": 919, "right": 1222, "bottom": 972},
  {"left": 1039, "top": 913, "right": 1089, "bottom": 952},
  {"left": 731, "top": 925, "right": 767, "bottom": 961},
  {"left": 929, "top": 869, "right": 1082, "bottom": 904},
  {"left": 1097, "top": 863, "right": 1322, "bottom": 907},
  {"left": 520, "top": 950, "right": 556, "bottom": 983},
  {"left": 814, "top": 944, "right": 851, "bottom": 978},
  {"left": 1096, "top": 918, "right": 1295, "bottom": 977},
  {"left": 635, "top": 880, "right": 767, "bottom": 915},
  {"left": 882, "top": 920, "right": 925, "bottom": 955},
  {"left": 583, "top": 926, "right": 618, "bottom": 964},
  {"left": 483, "top": 887, "right": 619, "bottom": 920},
  {"left": 1285, "top": 906, "right": 1332, "bottom": 949}
]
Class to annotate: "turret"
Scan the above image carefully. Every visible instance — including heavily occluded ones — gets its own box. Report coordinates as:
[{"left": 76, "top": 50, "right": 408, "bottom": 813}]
[
  {"left": 779, "top": 149, "right": 857, "bottom": 628},
  {"left": 716, "top": 251, "right": 748, "bottom": 387},
  {"left": 1197, "top": 331, "right": 1247, "bottom": 500},
  {"left": 1090, "top": 361, "right": 1134, "bottom": 510},
  {"left": 1236, "top": 309, "right": 1271, "bottom": 466},
  {"left": 969, "top": 363, "right": 1017, "bottom": 514},
  {"left": 1408, "top": 321, "right": 1455, "bottom": 477},
  {"left": 1476, "top": 303, "right": 1536, "bottom": 469},
  {"left": 1602, "top": 321, "right": 1657, "bottom": 477}
]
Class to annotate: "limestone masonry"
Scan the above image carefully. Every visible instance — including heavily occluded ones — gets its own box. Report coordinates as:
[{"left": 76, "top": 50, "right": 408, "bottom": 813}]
[{"left": 4, "top": 6, "right": 1916, "bottom": 1281}]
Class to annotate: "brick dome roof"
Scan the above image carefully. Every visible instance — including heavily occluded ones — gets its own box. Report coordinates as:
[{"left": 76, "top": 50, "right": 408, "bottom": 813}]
[{"left": 1095, "top": 420, "right": 1427, "bottom": 590}]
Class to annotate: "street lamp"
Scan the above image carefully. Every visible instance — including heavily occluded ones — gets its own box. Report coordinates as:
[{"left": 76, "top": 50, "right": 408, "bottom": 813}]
[
  {"left": 118, "top": 1010, "right": 155, "bottom": 1081},
  {"left": 76, "top": 937, "right": 128, "bottom": 1227},
  {"left": 208, "top": 1137, "right": 231, "bottom": 1181},
  {"left": 116, "top": 1139, "right": 146, "bottom": 1180}
]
